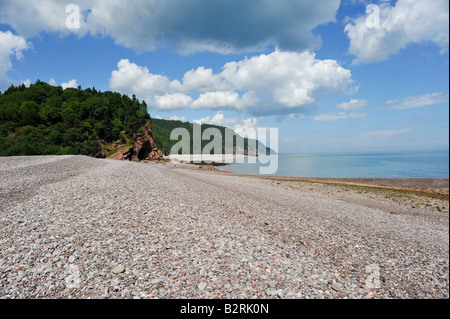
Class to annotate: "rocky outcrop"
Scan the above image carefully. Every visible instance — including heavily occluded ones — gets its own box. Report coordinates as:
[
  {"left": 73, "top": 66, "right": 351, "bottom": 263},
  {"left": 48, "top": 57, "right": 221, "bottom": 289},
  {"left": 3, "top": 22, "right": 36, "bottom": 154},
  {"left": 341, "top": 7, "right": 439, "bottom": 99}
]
[{"left": 99, "top": 122, "right": 164, "bottom": 161}]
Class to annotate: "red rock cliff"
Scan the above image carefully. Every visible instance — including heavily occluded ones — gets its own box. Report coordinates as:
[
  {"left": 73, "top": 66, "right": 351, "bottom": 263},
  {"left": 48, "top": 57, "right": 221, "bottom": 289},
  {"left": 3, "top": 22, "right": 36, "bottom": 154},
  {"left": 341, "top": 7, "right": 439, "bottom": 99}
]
[{"left": 99, "top": 122, "right": 164, "bottom": 161}]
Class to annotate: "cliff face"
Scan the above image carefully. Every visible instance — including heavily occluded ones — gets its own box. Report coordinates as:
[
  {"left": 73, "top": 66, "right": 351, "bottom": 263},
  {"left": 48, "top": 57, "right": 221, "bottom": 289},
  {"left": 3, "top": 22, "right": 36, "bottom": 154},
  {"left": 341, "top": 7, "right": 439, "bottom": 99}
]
[{"left": 99, "top": 122, "right": 164, "bottom": 161}]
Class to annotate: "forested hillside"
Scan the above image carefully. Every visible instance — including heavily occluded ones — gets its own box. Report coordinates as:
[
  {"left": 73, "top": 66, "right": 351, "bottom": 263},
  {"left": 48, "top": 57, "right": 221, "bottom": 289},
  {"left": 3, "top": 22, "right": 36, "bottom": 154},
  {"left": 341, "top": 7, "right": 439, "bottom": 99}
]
[
  {"left": 0, "top": 81, "right": 267, "bottom": 158},
  {"left": 152, "top": 118, "right": 267, "bottom": 155},
  {"left": 0, "top": 81, "right": 150, "bottom": 156}
]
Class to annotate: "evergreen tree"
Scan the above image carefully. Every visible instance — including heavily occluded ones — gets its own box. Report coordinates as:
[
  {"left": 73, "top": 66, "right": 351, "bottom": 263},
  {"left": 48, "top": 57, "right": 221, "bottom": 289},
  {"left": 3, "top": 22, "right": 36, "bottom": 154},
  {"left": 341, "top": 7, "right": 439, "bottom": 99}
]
[{"left": 0, "top": 82, "right": 151, "bottom": 156}]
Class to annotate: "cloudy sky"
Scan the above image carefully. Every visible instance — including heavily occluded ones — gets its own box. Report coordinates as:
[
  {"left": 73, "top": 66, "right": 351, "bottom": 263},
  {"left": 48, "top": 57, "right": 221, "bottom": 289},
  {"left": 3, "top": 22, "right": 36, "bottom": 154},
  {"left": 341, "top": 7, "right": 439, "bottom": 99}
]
[{"left": 0, "top": 0, "right": 448, "bottom": 153}]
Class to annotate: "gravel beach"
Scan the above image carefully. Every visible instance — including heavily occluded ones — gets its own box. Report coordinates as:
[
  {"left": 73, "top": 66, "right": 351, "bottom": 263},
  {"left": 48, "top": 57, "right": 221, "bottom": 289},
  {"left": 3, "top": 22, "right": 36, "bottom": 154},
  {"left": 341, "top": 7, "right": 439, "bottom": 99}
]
[{"left": 0, "top": 156, "right": 448, "bottom": 299}]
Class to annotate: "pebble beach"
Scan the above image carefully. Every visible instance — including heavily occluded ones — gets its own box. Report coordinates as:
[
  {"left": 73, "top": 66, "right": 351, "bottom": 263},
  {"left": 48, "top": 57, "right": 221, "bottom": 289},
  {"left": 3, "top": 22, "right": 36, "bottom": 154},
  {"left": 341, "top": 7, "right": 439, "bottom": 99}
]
[{"left": 0, "top": 156, "right": 448, "bottom": 299}]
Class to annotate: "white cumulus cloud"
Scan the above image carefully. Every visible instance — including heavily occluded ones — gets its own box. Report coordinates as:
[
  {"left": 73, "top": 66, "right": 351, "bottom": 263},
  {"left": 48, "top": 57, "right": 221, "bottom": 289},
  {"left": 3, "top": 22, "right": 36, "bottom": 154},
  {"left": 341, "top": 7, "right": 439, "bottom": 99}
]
[
  {"left": 337, "top": 99, "right": 368, "bottom": 111},
  {"left": 0, "top": 0, "right": 340, "bottom": 54},
  {"left": 191, "top": 92, "right": 240, "bottom": 110},
  {"left": 345, "top": 0, "right": 449, "bottom": 64},
  {"left": 109, "top": 50, "right": 355, "bottom": 116},
  {"left": 153, "top": 93, "right": 193, "bottom": 110},
  {"left": 0, "top": 30, "right": 30, "bottom": 90},
  {"left": 195, "top": 111, "right": 259, "bottom": 139},
  {"left": 61, "top": 79, "right": 79, "bottom": 90},
  {"left": 220, "top": 50, "right": 354, "bottom": 110},
  {"left": 173, "top": 67, "right": 230, "bottom": 93},
  {"left": 20, "top": 79, "right": 31, "bottom": 88},
  {"left": 169, "top": 115, "right": 187, "bottom": 122},
  {"left": 0, "top": 1, "right": 88, "bottom": 38},
  {"left": 110, "top": 59, "right": 171, "bottom": 96}
]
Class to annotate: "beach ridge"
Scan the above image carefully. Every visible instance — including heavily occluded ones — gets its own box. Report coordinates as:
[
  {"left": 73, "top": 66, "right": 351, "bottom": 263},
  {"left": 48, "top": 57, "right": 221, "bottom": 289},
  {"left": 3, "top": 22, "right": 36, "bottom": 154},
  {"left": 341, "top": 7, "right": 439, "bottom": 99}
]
[{"left": 0, "top": 156, "right": 448, "bottom": 299}]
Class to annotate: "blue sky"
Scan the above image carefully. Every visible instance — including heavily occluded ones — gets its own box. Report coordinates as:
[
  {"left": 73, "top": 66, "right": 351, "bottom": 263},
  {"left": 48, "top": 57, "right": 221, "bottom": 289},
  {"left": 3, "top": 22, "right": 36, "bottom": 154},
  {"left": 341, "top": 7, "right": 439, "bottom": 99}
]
[{"left": 0, "top": 0, "right": 448, "bottom": 154}]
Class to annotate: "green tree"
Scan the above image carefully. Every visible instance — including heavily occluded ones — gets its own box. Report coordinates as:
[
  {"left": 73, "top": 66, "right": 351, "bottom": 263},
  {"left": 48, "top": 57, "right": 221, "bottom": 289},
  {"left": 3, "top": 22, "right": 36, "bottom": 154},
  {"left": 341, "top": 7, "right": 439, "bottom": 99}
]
[{"left": 19, "top": 101, "right": 41, "bottom": 127}]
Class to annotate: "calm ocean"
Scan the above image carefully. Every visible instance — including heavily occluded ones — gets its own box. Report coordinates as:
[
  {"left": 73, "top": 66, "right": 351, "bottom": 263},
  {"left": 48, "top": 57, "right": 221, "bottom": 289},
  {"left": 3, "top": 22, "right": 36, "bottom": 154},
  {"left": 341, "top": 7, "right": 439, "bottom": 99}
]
[{"left": 226, "top": 150, "right": 450, "bottom": 178}]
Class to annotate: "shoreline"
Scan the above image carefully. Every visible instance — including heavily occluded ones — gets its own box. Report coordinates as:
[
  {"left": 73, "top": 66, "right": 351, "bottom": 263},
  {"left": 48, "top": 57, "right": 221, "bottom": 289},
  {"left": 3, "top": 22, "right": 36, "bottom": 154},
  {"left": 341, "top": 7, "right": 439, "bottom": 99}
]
[
  {"left": 2, "top": 155, "right": 448, "bottom": 196},
  {"left": 235, "top": 175, "right": 449, "bottom": 197},
  {"left": 168, "top": 160, "right": 449, "bottom": 197}
]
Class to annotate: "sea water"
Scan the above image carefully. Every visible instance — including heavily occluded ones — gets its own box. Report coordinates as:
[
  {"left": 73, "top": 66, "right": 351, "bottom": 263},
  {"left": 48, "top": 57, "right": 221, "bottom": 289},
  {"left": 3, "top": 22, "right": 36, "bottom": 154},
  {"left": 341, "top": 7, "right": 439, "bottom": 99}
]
[{"left": 226, "top": 150, "right": 449, "bottom": 178}]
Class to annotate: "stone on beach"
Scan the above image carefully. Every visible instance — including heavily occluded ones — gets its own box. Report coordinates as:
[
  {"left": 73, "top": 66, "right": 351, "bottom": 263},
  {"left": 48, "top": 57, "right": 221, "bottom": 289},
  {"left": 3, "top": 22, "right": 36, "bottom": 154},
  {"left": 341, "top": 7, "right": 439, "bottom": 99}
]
[
  {"left": 0, "top": 155, "right": 448, "bottom": 299},
  {"left": 112, "top": 265, "right": 125, "bottom": 274}
]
